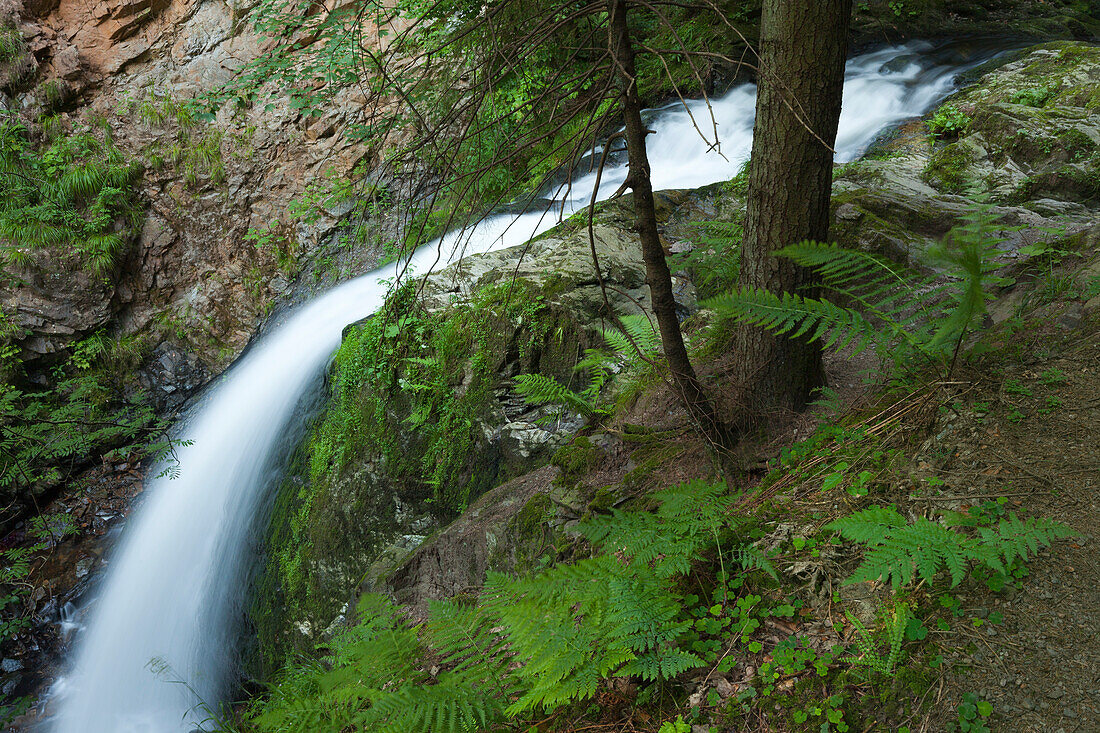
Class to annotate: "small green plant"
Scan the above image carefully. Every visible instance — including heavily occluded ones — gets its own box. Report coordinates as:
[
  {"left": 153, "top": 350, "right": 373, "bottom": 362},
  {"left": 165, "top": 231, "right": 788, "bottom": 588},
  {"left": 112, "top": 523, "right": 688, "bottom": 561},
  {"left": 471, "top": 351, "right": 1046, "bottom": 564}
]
[
  {"left": 824, "top": 505, "right": 1074, "bottom": 589},
  {"left": 1039, "top": 367, "right": 1066, "bottom": 385},
  {"left": 1082, "top": 275, "right": 1100, "bottom": 300},
  {"left": 514, "top": 314, "right": 659, "bottom": 420},
  {"left": 844, "top": 601, "right": 909, "bottom": 677},
  {"left": 658, "top": 716, "right": 691, "bottom": 733},
  {"left": 951, "top": 692, "right": 993, "bottom": 732},
  {"left": 1010, "top": 84, "right": 1058, "bottom": 108},
  {"left": 926, "top": 104, "right": 971, "bottom": 139}
]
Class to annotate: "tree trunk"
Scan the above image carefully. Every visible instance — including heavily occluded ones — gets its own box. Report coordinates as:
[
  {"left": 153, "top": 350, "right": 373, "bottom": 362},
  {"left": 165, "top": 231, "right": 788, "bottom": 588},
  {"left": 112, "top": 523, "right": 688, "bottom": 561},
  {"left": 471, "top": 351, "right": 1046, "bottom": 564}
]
[
  {"left": 607, "top": 0, "right": 732, "bottom": 452},
  {"left": 731, "top": 0, "right": 852, "bottom": 428}
]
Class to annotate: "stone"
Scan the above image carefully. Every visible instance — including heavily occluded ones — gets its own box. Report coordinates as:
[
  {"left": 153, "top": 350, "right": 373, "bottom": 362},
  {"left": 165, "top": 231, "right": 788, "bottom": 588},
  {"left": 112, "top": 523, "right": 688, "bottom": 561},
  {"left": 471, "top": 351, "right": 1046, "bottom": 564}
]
[
  {"left": 0, "top": 658, "right": 23, "bottom": 673},
  {"left": 835, "top": 202, "right": 863, "bottom": 221},
  {"left": 52, "top": 45, "right": 83, "bottom": 82}
]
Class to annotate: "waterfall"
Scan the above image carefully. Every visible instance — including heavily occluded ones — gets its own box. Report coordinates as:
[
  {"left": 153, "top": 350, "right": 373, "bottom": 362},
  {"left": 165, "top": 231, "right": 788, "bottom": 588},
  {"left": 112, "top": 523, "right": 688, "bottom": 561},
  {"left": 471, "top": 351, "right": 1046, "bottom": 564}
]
[{"left": 49, "top": 41, "right": 990, "bottom": 732}]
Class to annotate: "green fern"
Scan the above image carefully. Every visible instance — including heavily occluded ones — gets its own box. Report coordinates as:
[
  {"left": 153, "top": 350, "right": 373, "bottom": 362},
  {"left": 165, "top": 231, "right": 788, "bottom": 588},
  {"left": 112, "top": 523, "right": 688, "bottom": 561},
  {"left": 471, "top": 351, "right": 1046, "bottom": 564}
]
[
  {"left": 704, "top": 201, "right": 1012, "bottom": 371},
  {"left": 513, "top": 314, "right": 659, "bottom": 420},
  {"left": 599, "top": 313, "right": 661, "bottom": 361},
  {"left": 513, "top": 368, "right": 609, "bottom": 419},
  {"left": 367, "top": 678, "right": 500, "bottom": 733},
  {"left": 844, "top": 601, "right": 909, "bottom": 677},
  {"left": 825, "top": 505, "right": 1074, "bottom": 589},
  {"left": 250, "top": 481, "right": 766, "bottom": 728}
]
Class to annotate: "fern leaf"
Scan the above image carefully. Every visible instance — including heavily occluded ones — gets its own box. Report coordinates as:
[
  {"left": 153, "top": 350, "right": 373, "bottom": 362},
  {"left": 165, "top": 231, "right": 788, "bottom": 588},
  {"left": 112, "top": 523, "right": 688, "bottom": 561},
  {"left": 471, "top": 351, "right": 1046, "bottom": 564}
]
[
  {"left": 513, "top": 373, "right": 602, "bottom": 419},
  {"left": 705, "top": 288, "right": 890, "bottom": 355}
]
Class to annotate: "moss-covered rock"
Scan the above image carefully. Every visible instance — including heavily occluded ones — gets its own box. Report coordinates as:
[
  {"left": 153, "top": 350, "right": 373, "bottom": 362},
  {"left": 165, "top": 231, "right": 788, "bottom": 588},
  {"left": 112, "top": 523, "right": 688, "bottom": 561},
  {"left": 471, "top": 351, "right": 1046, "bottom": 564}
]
[
  {"left": 829, "top": 43, "right": 1100, "bottom": 270},
  {"left": 256, "top": 218, "right": 694, "bottom": 665},
  {"left": 925, "top": 44, "right": 1100, "bottom": 207}
]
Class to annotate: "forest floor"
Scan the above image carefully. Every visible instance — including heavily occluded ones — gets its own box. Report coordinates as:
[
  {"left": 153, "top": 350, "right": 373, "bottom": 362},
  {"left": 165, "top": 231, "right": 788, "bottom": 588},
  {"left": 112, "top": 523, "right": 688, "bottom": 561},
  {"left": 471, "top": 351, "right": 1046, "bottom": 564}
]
[
  {"left": 916, "top": 298, "right": 1100, "bottom": 731},
  {"left": 610, "top": 246, "right": 1100, "bottom": 732}
]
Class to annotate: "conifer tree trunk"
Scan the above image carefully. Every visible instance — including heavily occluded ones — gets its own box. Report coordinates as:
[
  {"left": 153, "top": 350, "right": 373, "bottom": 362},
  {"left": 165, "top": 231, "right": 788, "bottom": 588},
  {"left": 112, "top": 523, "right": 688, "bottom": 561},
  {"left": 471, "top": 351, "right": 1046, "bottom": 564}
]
[
  {"left": 607, "top": 0, "right": 731, "bottom": 450},
  {"left": 731, "top": 0, "right": 852, "bottom": 427}
]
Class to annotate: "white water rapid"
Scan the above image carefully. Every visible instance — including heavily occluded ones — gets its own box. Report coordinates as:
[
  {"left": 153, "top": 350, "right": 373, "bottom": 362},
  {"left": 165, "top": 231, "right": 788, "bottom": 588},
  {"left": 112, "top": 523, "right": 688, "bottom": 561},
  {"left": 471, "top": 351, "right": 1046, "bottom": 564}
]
[{"left": 50, "top": 41, "right": 992, "bottom": 732}]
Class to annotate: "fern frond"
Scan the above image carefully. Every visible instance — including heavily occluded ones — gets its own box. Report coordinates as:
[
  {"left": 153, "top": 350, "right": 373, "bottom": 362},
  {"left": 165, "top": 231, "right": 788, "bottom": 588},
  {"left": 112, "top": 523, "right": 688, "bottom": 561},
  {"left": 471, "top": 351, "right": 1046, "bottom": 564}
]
[
  {"left": 600, "top": 314, "right": 661, "bottom": 360},
  {"left": 733, "top": 545, "right": 779, "bottom": 581},
  {"left": 367, "top": 676, "right": 503, "bottom": 733},
  {"left": 828, "top": 507, "right": 1073, "bottom": 589},
  {"left": 824, "top": 505, "right": 907, "bottom": 544},
  {"left": 705, "top": 288, "right": 895, "bottom": 354},
  {"left": 513, "top": 373, "right": 605, "bottom": 419},
  {"left": 975, "top": 514, "right": 1075, "bottom": 569}
]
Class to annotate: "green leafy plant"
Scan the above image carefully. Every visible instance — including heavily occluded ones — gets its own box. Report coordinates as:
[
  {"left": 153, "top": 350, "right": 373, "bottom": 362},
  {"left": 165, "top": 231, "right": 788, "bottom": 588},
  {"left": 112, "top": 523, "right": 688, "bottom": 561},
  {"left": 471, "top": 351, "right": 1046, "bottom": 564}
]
[
  {"left": 0, "top": 116, "right": 143, "bottom": 274},
  {"left": 926, "top": 104, "right": 971, "bottom": 139},
  {"left": 704, "top": 201, "right": 1011, "bottom": 376},
  {"left": 669, "top": 220, "right": 743, "bottom": 300},
  {"left": 951, "top": 692, "right": 993, "bottom": 732},
  {"left": 824, "top": 505, "right": 1074, "bottom": 589},
  {"left": 249, "top": 480, "right": 771, "bottom": 731},
  {"left": 514, "top": 314, "right": 659, "bottom": 420},
  {"left": 844, "top": 601, "right": 909, "bottom": 677},
  {"left": 1010, "top": 84, "right": 1058, "bottom": 108}
]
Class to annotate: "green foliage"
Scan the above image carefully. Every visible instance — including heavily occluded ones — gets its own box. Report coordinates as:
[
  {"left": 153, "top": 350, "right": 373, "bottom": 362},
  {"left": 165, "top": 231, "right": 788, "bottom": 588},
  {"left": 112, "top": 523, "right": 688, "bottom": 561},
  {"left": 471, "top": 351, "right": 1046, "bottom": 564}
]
[
  {"left": 824, "top": 505, "right": 1073, "bottom": 589},
  {"left": 251, "top": 479, "right": 775, "bottom": 729},
  {"left": 669, "top": 220, "right": 743, "bottom": 300},
  {"left": 244, "top": 220, "right": 298, "bottom": 276},
  {"left": 0, "top": 115, "right": 143, "bottom": 274},
  {"left": 265, "top": 280, "right": 579, "bottom": 651},
  {"left": 951, "top": 692, "right": 993, "bottom": 733},
  {"left": 307, "top": 280, "right": 564, "bottom": 509},
  {"left": 704, "top": 201, "right": 1012, "bottom": 375},
  {"left": 580, "top": 479, "right": 775, "bottom": 580},
  {"left": 659, "top": 716, "right": 691, "bottom": 733},
  {"left": 0, "top": 327, "right": 163, "bottom": 509},
  {"left": 843, "top": 601, "right": 909, "bottom": 677},
  {"left": 0, "top": 512, "right": 77, "bottom": 725},
  {"left": 1010, "top": 83, "right": 1058, "bottom": 108},
  {"left": 514, "top": 314, "right": 658, "bottom": 421},
  {"left": 0, "top": 21, "right": 20, "bottom": 65},
  {"left": 925, "top": 104, "right": 971, "bottom": 139}
]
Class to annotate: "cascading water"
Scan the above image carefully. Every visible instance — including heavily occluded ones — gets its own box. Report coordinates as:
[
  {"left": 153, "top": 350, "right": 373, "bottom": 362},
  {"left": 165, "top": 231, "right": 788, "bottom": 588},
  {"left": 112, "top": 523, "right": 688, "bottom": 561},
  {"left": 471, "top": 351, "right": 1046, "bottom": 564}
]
[{"left": 50, "top": 41, "right": 994, "bottom": 732}]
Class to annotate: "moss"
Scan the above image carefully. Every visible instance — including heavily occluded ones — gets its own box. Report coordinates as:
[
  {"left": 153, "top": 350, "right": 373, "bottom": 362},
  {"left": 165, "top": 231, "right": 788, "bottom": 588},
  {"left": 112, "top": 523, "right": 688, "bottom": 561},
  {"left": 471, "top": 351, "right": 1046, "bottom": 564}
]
[
  {"left": 588, "top": 485, "right": 617, "bottom": 512},
  {"left": 1059, "top": 128, "right": 1097, "bottom": 161},
  {"left": 924, "top": 142, "right": 977, "bottom": 194},
  {"left": 551, "top": 436, "right": 600, "bottom": 488},
  {"left": 256, "top": 275, "right": 589, "bottom": 664},
  {"left": 513, "top": 493, "right": 552, "bottom": 540},
  {"left": 1014, "top": 161, "right": 1100, "bottom": 204}
]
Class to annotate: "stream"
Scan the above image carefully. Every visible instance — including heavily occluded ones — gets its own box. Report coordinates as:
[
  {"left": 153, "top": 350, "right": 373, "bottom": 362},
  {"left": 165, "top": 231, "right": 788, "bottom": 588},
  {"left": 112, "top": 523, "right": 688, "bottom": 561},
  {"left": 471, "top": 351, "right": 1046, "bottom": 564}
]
[{"left": 46, "top": 39, "right": 1003, "bottom": 732}]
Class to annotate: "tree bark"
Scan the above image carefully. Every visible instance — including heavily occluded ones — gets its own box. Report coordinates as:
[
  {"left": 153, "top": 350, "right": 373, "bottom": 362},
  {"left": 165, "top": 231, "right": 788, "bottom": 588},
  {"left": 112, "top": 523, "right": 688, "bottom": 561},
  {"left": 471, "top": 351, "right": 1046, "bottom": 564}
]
[
  {"left": 607, "top": 0, "right": 732, "bottom": 451},
  {"left": 731, "top": 0, "right": 852, "bottom": 428}
]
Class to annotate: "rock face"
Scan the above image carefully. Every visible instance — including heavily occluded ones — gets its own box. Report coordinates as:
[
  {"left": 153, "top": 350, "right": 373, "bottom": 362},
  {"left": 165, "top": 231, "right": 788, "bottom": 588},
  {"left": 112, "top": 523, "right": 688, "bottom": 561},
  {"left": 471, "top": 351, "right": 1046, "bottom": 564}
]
[
  {"left": 253, "top": 216, "right": 696, "bottom": 667},
  {"left": 1, "top": 0, "right": 395, "bottom": 401},
  {"left": 829, "top": 43, "right": 1100, "bottom": 268}
]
